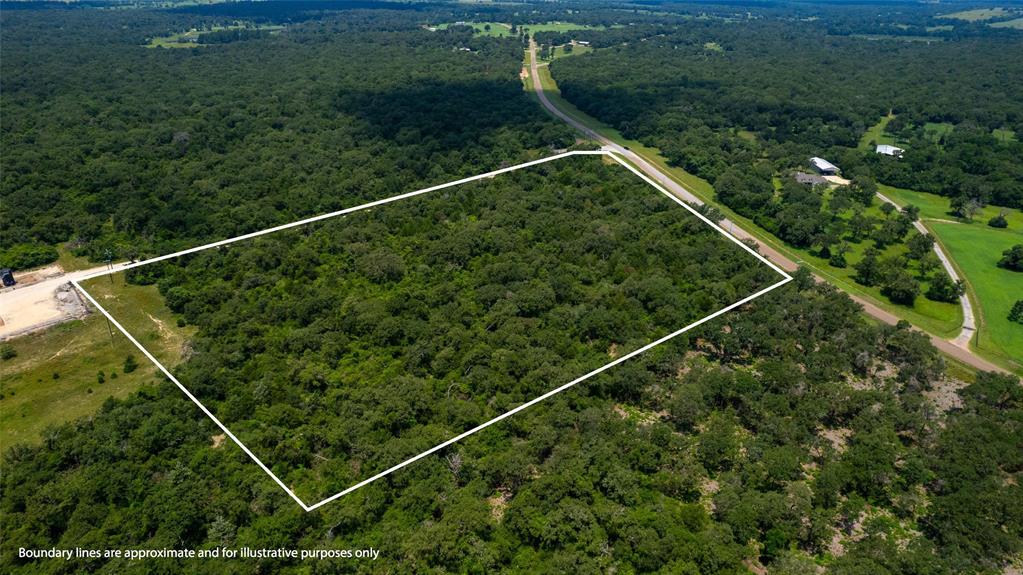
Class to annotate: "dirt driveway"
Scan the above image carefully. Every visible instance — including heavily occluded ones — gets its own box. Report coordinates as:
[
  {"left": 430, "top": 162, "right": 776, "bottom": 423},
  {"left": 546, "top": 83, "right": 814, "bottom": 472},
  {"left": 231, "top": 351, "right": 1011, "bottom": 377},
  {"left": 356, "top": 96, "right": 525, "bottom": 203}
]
[{"left": 0, "top": 264, "right": 120, "bottom": 340}]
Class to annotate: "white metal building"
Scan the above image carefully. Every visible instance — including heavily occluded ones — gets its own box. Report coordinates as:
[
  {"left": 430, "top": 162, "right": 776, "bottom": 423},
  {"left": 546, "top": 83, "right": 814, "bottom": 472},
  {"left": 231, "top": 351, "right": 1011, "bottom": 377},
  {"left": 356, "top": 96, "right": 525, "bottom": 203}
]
[
  {"left": 875, "top": 144, "right": 905, "bottom": 158},
  {"left": 809, "top": 157, "right": 840, "bottom": 175}
]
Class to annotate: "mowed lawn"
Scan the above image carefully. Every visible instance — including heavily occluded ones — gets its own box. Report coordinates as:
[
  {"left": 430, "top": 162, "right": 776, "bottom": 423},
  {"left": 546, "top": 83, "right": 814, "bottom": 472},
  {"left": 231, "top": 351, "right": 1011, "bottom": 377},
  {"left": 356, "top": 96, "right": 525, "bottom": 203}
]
[
  {"left": 859, "top": 114, "right": 901, "bottom": 150},
  {"left": 434, "top": 22, "right": 515, "bottom": 37},
  {"left": 930, "top": 223, "right": 1023, "bottom": 369},
  {"left": 0, "top": 278, "right": 191, "bottom": 445},
  {"left": 879, "top": 185, "right": 1023, "bottom": 369},
  {"left": 552, "top": 43, "right": 593, "bottom": 59},
  {"left": 880, "top": 184, "right": 1023, "bottom": 228}
]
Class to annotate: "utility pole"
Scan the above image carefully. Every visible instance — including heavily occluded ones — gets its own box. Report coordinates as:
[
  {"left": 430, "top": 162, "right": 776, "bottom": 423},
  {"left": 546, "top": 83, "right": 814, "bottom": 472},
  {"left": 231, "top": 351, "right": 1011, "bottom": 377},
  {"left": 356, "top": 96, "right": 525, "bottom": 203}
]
[{"left": 104, "top": 249, "right": 114, "bottom": 284}]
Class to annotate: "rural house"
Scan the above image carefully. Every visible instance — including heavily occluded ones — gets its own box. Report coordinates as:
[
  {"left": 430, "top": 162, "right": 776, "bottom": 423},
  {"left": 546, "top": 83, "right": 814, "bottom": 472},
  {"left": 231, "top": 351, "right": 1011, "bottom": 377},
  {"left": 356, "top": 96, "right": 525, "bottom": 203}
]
[
  {"left": 794, "top": 172, "right": 828, "bottom": 186},
  {"left": 875, "top": 144, "right": 905, "bottom": 158}
]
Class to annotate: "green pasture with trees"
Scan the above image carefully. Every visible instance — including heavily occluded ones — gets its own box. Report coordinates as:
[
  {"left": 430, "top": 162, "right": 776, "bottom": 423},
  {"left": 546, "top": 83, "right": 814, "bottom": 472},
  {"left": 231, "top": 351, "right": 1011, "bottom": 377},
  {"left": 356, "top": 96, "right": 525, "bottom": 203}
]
[{"left": 877, "top": 184, "right": 1023, "bottom": 369}]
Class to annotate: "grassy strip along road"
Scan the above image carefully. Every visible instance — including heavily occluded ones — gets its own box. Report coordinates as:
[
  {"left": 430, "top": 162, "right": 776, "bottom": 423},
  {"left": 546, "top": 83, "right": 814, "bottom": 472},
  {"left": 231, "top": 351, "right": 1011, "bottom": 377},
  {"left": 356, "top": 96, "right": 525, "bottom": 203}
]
[{"left": 525, "top": 39, "right": 1012, "bottom": 376}]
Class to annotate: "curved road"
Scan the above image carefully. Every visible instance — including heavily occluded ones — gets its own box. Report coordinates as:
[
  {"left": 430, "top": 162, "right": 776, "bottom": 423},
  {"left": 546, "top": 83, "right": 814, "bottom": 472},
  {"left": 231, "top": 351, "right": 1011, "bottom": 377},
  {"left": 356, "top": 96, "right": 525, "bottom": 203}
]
[
  {"left": 527, "top": 40, "right": 1007, "bottom": 375},
  {"left": 875, "top": 191, "right": 976, "bottom": 348}
]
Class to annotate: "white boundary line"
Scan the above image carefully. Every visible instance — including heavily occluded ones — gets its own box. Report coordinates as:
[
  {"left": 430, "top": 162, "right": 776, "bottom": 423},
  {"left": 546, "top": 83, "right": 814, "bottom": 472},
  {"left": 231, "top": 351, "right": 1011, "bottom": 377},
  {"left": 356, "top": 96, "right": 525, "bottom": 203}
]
[{"left": 72, "top": 150, "right": 791, "bottom": 511}]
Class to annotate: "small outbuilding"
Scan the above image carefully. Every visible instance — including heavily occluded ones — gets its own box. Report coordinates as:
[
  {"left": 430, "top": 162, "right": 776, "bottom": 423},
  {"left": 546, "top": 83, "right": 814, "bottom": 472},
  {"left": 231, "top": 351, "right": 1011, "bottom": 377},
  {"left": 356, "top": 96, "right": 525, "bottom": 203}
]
[
  {"left": 809, "top": 157, "right": 840, "bottom": 175},
  {"left": 0, "top": 269, "right": 16, "bottom": 288},
  {"left": 875, "top": 144, "right": 905, "bottom": 158}
]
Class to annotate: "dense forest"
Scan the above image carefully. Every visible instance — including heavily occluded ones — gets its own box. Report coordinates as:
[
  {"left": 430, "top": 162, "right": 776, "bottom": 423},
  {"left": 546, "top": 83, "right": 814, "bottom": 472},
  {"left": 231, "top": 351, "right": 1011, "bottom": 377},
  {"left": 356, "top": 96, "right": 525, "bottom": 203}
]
[
  {"left": 546, "top": 17, "right": 1022, "bottom": 308},
  {"left": 551, "top": 20, "right": 1023, "bottom": 211},
  {"left": 108, "top": 156, "right": 777, "bottom": 502},
  {"left": 2, "top": 2, "right": 1022, "bottom": 573},
  {"left": 0, "top": 7, "right": 573, "bottom": 269},
  {"left": 7, "top": 266, "right": 1021, "bottom": 572}
]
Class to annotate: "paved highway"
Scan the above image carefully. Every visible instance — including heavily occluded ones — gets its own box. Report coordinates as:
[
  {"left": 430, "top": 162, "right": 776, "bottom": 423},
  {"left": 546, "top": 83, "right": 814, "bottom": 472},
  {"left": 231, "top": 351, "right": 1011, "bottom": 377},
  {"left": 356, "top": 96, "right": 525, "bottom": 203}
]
[{"left": 526, "top": 39, "right": 1009, "bottom": 375}]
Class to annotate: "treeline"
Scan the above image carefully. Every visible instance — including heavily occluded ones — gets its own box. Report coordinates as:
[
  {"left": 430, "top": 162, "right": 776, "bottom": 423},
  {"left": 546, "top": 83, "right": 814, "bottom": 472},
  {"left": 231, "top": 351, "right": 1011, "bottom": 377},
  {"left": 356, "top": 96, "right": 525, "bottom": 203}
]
[
  {"left": 196, "top": 28, "right": 273, "bottom": 45},
  {"left": 551, "top": 20, "right": 1023, "bottom": 208},
  {"left": 866, "top": 121, "right": 1023, "bottom": 209},
  {"left": 0, "top": 8, "right": 573, "bottom": 270},
  {"left": 547, "top": 17, "right": 1020, "bottom": 308}
]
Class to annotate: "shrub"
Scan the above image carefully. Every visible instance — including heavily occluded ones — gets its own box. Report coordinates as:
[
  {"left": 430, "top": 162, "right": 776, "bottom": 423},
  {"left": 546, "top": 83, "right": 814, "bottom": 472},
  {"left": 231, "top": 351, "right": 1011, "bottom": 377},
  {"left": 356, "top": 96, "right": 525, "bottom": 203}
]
[
  {"left": 988, "top": 213, "right": 1008, "bottom": 228},
  {"left": 1009, "top": 300, "right": 1023, "bottom": 324},
  {"left": 997, "top": 244, "right": 1023, "bottom": 271},
  {"left": 123, "top": 355, "right": 138, "bottom": 374},
  {"left": 0, "top": 345, "right": 16, "bottom": 361},
  {"left": 0, "top": 243, "right": 59, "bottom": 271}
]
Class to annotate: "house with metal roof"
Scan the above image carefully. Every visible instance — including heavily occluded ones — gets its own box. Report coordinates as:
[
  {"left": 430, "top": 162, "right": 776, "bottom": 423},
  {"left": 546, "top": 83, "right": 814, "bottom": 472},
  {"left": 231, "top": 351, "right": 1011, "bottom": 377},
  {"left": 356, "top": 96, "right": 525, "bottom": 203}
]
[{"left": 875, "top": 144, "right": 905, "bottom": 158}]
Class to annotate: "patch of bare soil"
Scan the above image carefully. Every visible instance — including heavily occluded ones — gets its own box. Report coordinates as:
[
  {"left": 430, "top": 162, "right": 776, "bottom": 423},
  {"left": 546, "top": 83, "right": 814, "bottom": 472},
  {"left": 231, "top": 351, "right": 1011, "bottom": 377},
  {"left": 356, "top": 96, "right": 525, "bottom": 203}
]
[
  {"left": 700, "top": 478, "right": 719, "bottom": 514},
  {"left": 10, "top": 265, "right": 63, "bottom": 288},
  {"left": 147, "top": 313, "right": 173, "bottom": 339},
  {"left": 487, "top": 487, "right": 512, "bottom": 522},
  {"left": 923, "top": 376, "right": 967, "bottom": 413},
  {"left": 818, "top": 427, "right": 852, "bottom": 456},
  {"left": 828, "top": 510, "right": 867, "bottom": 557}
]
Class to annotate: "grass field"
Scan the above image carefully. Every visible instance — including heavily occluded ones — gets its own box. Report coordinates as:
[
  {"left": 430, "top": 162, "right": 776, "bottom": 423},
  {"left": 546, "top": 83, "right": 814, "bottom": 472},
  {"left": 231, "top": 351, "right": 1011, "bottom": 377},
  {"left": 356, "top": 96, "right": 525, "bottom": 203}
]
[
  {"left": 529, "top": 56, "right": 962, "bottom": 338},
  {"left": 993, "top": 128, "right": 1018, "bottom": 142},
  {"left": 80, "top": 275, "right": 195, "bottom": 367},
  {"left": 522, "top": 22, "right": 613, "bottom": 34},
  {"left": 879, "top": 184, "right": 1023, "bottom": 228},
  {"left": 864, "top": 114, "right": 1015, "bottom": 149},
  {"left": 435, "top": 21, "right": 607, "bottom": 38},
  {"left": 0, "top": 278, "right": 191, "bottom": 445},
  {"left": 433, "top": 22, "right": 515, "bottom": 37},
  {"left": 552, "top": 43, "right": 593, "bottom": 59},
  {"left": 859, "top": 114, "right": 900, "bottom": 150},
  {"left": 0, "top": 316, "right": 157, "bottom": 446},
  {"left": 939, "top": 8, "right": 1011, "bottom": 21},
  {"left": 924, "top": 122, "right": 954, "bottom": 142},
  {"left": 990, "top": 17, "right": 1023, "bottom": 29},
  {"left": 55, "top": 245, "right": 96, "bottom": 272},
  {"left": 147, "top": 24, "right": 283, "bottom": 48},
  {"left": 931, "top": 223, "right": 1023, "bottom": 369},
  {"left": 876, "top": 185, "right": 1023, "bottom": 370}
]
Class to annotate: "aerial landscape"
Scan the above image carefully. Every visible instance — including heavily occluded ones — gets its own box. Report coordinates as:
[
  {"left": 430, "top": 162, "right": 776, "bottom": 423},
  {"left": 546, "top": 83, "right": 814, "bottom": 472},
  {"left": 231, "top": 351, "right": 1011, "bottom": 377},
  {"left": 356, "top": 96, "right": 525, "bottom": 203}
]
[{"left": 0, "top": 0, "right": 1020, "bottom": 573}]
